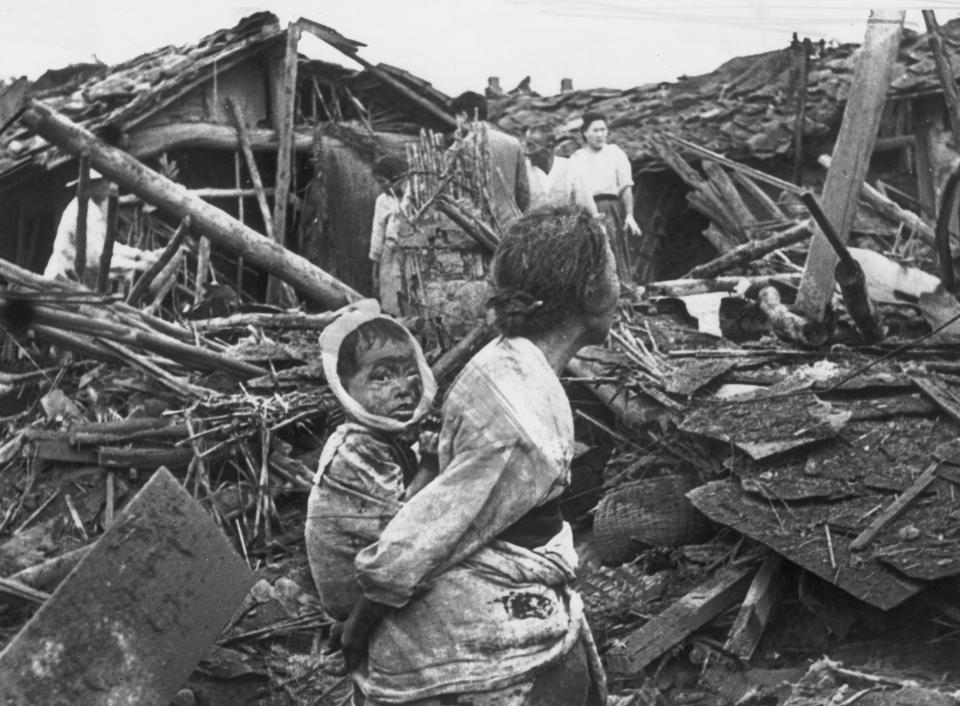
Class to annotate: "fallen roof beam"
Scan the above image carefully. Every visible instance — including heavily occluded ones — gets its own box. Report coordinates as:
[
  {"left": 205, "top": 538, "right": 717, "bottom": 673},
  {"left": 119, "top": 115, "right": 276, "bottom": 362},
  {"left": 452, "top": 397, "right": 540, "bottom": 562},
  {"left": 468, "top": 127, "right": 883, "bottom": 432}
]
[
  {"left": 0, "top": 467, "right": 254, "bottom": 705},
  {"left": 794, "top": 10, "right": 904, "bottom": 320},
  {"left": 21, "top": 99, "right": 361, "bottom": 309}
]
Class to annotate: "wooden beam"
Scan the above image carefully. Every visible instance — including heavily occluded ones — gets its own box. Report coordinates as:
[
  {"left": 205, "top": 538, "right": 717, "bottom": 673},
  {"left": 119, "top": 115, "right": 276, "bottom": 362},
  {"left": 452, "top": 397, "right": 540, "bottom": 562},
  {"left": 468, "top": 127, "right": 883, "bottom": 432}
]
[
  {"left": 126, "top": 216, "right": 190, "bottom": 306},
  {"left": 724, "top": 554, "right": 785, "bottom": 660},
  {"left": 606, "top": 565, "right": 754, "bottom": 674},
  {"left": 125, "top": 123, "right": 313, "bottom": 158},
  {"left": 684, "top": 220, "right": 813, "bottom": 279},
  {"left": 21, "top": 99, "right": 362, "bottom": 309},
  {"left": 702, "top": 160, "right": 756, "bottom": 234},
  {"left": 849, "top": 460, "right": 939, "bottom": 552},
  {"left": 818, "top": 154, "right": 937, "bottom": 246},
  {"left": 794, "top": 11, "right": 904, "bottom": 319}
]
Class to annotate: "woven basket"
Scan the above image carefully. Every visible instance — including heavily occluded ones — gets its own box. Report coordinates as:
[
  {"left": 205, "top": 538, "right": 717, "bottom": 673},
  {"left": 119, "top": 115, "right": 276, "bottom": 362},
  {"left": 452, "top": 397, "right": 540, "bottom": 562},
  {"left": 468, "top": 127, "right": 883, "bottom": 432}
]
[{"left": 592, "top": 475, "right": 712, "bottom": 565}]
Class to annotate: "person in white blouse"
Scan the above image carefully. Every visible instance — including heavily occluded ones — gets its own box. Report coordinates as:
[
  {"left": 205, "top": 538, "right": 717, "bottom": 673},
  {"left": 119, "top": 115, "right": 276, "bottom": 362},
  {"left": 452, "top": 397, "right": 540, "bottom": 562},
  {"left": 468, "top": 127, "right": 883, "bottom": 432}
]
[{"left": 567, "top": 112, "right": 642, "bottom": 283}]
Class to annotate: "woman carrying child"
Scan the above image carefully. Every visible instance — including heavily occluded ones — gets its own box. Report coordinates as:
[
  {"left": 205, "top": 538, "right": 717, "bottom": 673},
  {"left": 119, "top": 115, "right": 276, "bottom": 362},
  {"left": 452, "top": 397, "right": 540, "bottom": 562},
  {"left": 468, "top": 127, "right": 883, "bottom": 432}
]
[{"left": 343, "top": 206, "right": 617, "bottom": 705}]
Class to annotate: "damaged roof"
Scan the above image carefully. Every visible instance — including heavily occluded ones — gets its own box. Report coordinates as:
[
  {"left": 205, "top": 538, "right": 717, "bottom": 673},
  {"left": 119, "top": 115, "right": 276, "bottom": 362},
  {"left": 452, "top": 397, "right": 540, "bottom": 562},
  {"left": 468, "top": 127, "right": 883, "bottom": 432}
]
[
  {"left": 492, "top": 18, "right": 960, "bottom": 167},
  {"left": 0, "top": 12, "right": 450, "bottom": 178}
]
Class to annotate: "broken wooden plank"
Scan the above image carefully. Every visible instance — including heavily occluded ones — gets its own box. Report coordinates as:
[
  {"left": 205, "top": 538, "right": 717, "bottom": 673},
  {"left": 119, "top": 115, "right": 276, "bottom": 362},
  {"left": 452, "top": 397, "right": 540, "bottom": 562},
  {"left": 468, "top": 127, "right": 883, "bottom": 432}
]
[
  {"left": 0, "top": 467, "right": 254, "bottom": 706},
  {"left": 849, "top": 460, "right": 940, "bottom": 552},
  {"left": 606, "top": 565, "right": 754, "bottom": 674},
  {"left": 795, "top": 11, "right": 904, "bottom": 319},
  {"left": 20, "top": 99, "right": 361, "bottom": 309},
  {"left": 724, "top": 554, "right": 785, "bottom": 660}
]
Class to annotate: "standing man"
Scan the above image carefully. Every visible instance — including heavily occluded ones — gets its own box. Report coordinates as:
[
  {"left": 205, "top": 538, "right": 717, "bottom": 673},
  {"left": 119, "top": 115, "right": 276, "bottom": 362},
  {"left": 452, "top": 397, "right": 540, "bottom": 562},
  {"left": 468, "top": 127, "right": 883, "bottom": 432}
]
[
  {"left": 523, "top": 125, "right": 593, "bottom": 210},
  {"left": 448, "top": 91, "right": 529, "bottom": 234},
  {"left": 45, "top": 170, "right": 160, "bottom": 283},
  {"left": 568, "top": 112, "right": 643, "bottom": 284}
]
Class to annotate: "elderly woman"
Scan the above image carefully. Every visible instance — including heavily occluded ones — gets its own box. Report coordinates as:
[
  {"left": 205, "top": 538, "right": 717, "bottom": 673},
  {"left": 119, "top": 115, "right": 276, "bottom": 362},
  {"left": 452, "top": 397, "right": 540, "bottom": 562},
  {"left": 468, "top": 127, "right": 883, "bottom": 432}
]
[
  {"left": 568, "top": 112, "right": 642, "bottom": 284},
  {"left": 342, "top": 205, "right": 617, "bottom": 705}
]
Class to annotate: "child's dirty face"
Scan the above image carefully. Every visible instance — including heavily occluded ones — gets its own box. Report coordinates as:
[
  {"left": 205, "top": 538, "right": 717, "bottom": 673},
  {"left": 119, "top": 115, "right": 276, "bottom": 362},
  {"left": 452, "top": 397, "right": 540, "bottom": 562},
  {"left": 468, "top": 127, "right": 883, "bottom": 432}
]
[{"left": 344, "top": 340, "right": 422, "bottom": 421}]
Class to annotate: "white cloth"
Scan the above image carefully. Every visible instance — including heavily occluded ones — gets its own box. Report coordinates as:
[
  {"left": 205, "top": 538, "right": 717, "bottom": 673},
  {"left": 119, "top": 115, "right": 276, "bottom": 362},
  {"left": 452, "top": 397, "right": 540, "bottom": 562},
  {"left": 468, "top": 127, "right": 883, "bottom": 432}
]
[
  {"left": 318, "top": 303, "right": 437, "bottom": 435},
  {"left": 526, "top": 156, "right": 593, "bottom": 210},
  {"left": 45, "top": 197, "right": 155, "bottom": 280},
  {"left": 353, "top": 336, "right": 583, "bottom": 702},
  {"left": 567, "top": 143, "right": 634, "bottom": 200}
]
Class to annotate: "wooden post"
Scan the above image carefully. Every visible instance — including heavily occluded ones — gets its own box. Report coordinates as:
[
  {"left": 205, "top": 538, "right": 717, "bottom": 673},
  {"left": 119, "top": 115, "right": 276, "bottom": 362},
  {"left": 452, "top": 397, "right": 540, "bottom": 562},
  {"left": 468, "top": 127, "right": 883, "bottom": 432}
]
[
  {"left": 267, "top": 23, "right": 301, "bottom": 307},
  {"left": 96, "top": 186, "right": 119, "bottom": 293},
  {"left": 794, "top": 11, "right": 904, "bottom": 320},
  {"left": 20, "top": 99, "right": 361, "bottom": 309},
  {"left": 74, "top": 155, "right": 91, "bottom": 282}
]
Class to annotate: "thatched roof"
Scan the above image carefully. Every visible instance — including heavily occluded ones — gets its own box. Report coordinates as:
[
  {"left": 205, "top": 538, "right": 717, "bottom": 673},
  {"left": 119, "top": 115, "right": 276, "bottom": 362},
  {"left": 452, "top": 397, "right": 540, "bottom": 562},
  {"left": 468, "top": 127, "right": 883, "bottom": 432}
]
[{"left": 492, "top": 18, "right": 960, "bottom": 168}]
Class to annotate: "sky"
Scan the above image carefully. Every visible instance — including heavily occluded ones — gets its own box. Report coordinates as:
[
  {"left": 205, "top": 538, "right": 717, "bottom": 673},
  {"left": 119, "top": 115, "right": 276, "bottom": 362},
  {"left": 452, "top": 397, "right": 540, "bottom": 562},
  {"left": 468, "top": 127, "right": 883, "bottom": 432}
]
[{"left": 3, "top": 2, "right": 960, "bottom": 96}]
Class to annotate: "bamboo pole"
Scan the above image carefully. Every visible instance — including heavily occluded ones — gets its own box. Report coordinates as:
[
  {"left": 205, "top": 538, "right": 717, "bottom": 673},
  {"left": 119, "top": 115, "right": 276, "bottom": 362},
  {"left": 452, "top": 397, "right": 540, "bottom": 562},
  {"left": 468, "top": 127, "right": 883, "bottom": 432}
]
[{"left": 20, "top": 99, "right": 361, "bottom": 309}]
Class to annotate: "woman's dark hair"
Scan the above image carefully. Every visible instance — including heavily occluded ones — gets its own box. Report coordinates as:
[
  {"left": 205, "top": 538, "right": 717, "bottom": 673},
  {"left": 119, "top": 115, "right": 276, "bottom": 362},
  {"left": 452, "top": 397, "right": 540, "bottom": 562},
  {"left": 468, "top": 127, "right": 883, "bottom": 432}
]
[
  {"left": 373, "top": 154, "right": 407, "bottom": 182},
  {"left": 489, "top": 206, "right": 610, "bottom": 337},
  {"left": 450, "top": 91, "right": 488, "bottom": 122},
  {"left": 580, "top": 111, "right": 607, "bottom": 135},
  {"left": 337, "top": 318, "right": 412, "bottom": 383}
]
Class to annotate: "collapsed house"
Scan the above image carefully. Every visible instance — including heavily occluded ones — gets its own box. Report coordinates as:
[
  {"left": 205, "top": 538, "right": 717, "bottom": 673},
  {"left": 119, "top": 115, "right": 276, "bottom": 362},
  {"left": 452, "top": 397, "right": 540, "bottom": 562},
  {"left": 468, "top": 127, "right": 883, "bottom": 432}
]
[
  {"left": 3, "top": 9, "right": 960, "bottom": 706},
  {"left": 492, "top": 18, "right": 960, "bottom": 283},
  {"left": 0, "top": 11, "right": 452, "bottom": 301}
]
